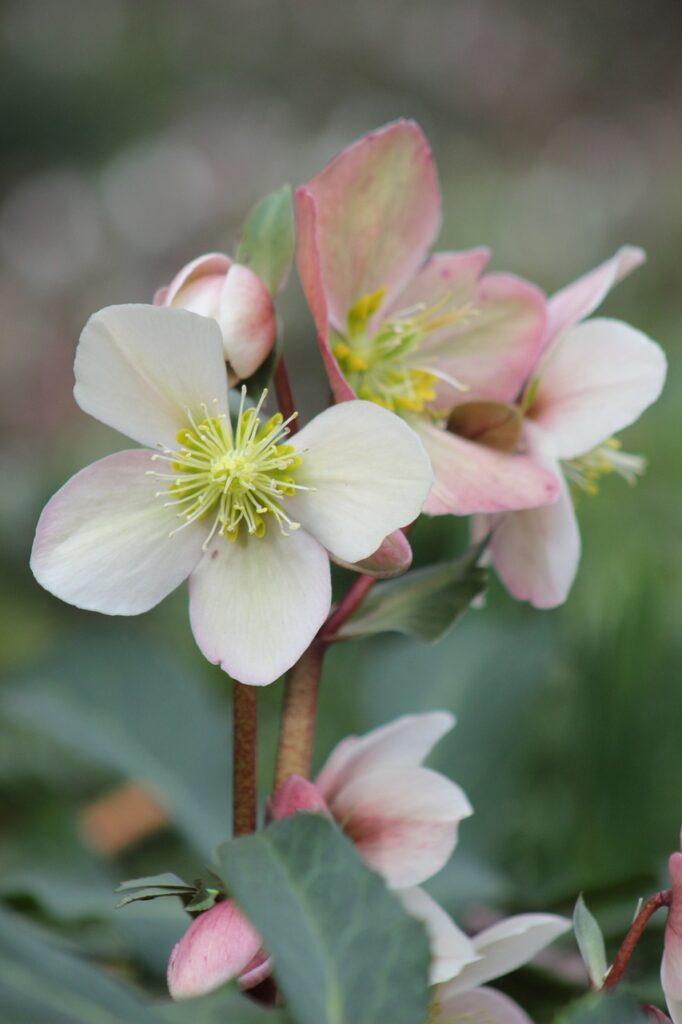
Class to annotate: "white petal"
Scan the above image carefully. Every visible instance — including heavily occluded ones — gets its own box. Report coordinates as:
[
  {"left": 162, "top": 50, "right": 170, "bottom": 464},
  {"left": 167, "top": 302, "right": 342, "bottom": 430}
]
[
  {"left": 30, "top": 450, "right": 206, "bottom": 614},
  {"left": 531, "top": 318, "right": 666, "bottom": 459},
  {"left": 74, "top": 304, "right": 229, "bottom": 449},
  {"left": 489, "top": 433, "right": 581, "bottom": 609},
  {"left": 330, "top": 765, "right": 472, "bottom": 888},
  {"left": 316, "top": 711, "right": 455, "bottom": 799},
  {"left": 188, "top": 527, "right": 331, "bottom": 686},
  {"left": 546, "top": 245, "right": 645, "bottom": 344},
  {"left": 398, "top": 888, "right": 478, "bottom": 985},
  {"left": 288, "top": 401, "right": 432, "bottom": 563},
  {"left": 444, "top": 913, "right": 571, "bottom": 995},
  {"left": 436, "top": 986, "right": 533, "bottom": 1024}
]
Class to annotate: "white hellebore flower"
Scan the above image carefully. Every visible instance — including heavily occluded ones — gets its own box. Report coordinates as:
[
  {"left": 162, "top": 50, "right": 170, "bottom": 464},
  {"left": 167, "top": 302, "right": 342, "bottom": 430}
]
[
  {"left": 400, "top": 887, "right": 570, "bottom": 1022},
  {"left": 30, "top": 305, "right": 432, "bottom": 685}
]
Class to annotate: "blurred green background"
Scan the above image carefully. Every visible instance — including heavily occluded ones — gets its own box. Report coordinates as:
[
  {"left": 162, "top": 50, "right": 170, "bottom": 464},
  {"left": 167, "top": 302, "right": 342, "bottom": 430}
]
[{"left": 1, "top": 0, "right": 681, "bottom": 1018}]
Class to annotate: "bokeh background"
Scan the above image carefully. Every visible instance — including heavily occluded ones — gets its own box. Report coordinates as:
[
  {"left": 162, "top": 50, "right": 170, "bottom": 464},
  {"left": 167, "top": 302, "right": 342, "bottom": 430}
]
[{"left": 1, "top": 0, "right": 681, "bottom": 1018}]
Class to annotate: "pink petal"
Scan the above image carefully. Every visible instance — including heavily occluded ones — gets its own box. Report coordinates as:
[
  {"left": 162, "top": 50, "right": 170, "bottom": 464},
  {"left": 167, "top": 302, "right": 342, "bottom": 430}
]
[
  {"left": 238, "top": 951, "right": 273, "bottom": 991},
  {"left": 662, "top": 853, "right": 682, "bottom": 1024},
  {"left": 156, "top": 252, "right": 232, "bottom": 308},
  {"left": 547, "top": 245, "right": 645, "bottom": 345},
  {"left": 301, "top": 119, "right": 440, "bottom": 329},
  {"left": 387, "top": 248, "right": 491, "bottom": 313},
  {"left": 295, "top": 186, "right": 359, "bottom": 403},
  {"left": 269, "top": 775, "right": 331, "bottom": 819},
  {"left": 217, "top": 263, "right": 276, "bottom": 380},
  {"left": 416, "top": 273, "right": 547, "bottom": 407},
  {"left": 416, "top": 420, "right": 559, "bottom": 517},
  {"left": 188, "top": 526, "right": 331, "bottom": 686},
  {"left": 167, "top": 900, "right": 263, "bottom": 1000},
  {"left": 30, "top": 450, "right": 207, "bottom": 615},
  {"left": 436, "top": 987, "right": 533, "bottom": 1024},
  {"left": 331, "top": 529, "right": 413, "bottom": 579},
  {"left": 315, "top": 711, "right": 455, "bottom": 801},
  {"left": 646, "top": 1007, "right": 674, "bottom": 1023},
  {"left": 330, "top": 765, "right": 472, "bottom": 889},
  {"left": 485, "top": 432, "right": 581, "bottom": 609},
  {"left": 529, "top": 318, "right": 666, "bottom": 459}
]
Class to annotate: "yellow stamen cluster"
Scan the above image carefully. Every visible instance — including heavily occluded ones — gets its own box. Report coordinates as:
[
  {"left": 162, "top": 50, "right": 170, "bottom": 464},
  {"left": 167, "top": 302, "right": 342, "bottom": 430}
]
[
  {"left": 332, "top": 287, "right": 474, "bottom": 416},
  {"left": 149, "top": 389, "right": 305, "bottom": 546},
  {"left": 564, "top": 437, "right": 646, "bottom": 498}
]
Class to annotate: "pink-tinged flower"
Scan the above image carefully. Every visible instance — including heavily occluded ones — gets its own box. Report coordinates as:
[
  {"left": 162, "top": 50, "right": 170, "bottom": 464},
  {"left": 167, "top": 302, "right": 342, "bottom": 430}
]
[
  {"left": 646, "top": 1008, "right": 674, "bottom": 1023},
  {"left": 155, "top": 253, "right": 276, "bottom": 383},
  {"left": 167, "top": 899, "right": 270, "bottom": 999},
  {"left": 296, "top": 119, "right": 559, "bottom": 518},
  {"left": 401, "top": 887, "right": 569, "bottom": 1020},
  {"left": 662, "top": 834, "right": 682, "bottom": 1024},
  {"left": 311, "top": 710, "right": 472, "bottom": 889},
  {"left": 472, "top": 247, "right": 666, "bottom": 608},
  {"left": 30, "top": 304, "right": 432, "bottom": 685}
]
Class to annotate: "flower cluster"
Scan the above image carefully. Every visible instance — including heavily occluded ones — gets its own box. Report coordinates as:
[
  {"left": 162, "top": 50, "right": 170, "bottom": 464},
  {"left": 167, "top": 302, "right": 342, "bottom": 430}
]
[{"left": 167, "top": 712, "right": 570, "bottom": 1021}]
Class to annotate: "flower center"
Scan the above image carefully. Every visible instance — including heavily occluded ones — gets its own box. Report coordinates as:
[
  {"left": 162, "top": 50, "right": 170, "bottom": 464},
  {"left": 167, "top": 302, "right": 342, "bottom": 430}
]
[
  {"left": 331, "top": 287, "right": 473, "bottom": 416},
  {"left": 563, "top": 437, "right": 646, "bottom": 498},
  {"left": 149, "top": 389, "right": 305, "bottom": 546}
]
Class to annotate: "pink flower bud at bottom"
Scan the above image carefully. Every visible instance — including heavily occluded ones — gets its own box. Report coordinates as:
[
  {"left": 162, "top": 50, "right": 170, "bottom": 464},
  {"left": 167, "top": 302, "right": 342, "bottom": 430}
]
[
  {"left": 269, "top": 774, "right": 331, "bottom": 820},
  {"left": 167, "top": 899, "right": 263, "bottom": 1000},
  {"left": 644, "top": 1006, "right": 673, "bottom": 1023}
]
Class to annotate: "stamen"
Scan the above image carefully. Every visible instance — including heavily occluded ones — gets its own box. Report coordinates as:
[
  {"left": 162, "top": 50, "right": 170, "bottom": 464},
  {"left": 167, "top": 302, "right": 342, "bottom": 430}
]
[{"left": 564, "top": 437, "right": 646, "bottom": 499}]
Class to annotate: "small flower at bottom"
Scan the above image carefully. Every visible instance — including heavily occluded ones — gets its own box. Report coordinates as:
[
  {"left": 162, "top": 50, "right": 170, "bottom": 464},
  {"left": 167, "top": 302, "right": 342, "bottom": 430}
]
[
  {"left": 272, "top": 711, "right": 473, "bottom": 889},
  {"left": 167, "top": 899, "right": 268, "bottom": 1000},
  {"left": 155, "top": 252, "right": 276, "bottom": 383},
  {"left": 30, "top": 304, "right": 433, "bottom": 685}
]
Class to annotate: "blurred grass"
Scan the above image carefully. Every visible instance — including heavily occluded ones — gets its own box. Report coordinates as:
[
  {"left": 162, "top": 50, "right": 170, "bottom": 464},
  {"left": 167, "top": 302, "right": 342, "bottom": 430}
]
[{"left": 0, "top": 1, "right": 680, "bottom": 1019}]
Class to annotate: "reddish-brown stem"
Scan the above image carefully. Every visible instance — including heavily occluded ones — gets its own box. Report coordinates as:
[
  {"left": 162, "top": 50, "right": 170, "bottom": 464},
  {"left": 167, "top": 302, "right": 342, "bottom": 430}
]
[
  {"left": 320, "top": 573, "right": 377, "bottom": 639},
  {"left": 604, "top": 889, "right": 672, "bottom": 990},
  {"left": 273, "top": 355, "right": 297, "bottom": 432},
  {"left": 232, "top": 682, "right": 258, "bottom": 835}
]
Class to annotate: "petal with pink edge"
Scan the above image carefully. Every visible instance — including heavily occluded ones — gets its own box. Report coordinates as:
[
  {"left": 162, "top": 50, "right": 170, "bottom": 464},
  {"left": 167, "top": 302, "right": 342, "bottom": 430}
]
[
  {"left": 437, "top": 986, "right": 533, "bottom": 1024},
  {"left": 387, "top": 248, "right": 490, "bottom": 315},
  {"left": 529, "top": 318, "right": 666, "bottom": 459},
  {"left": 302, "top": 119, "right": 440, "bottom": 328},
  {"left": 487, "top": 436, "right": 581, "bottom": 609},
  {"left": 316, "top": 711, "right": 455, "bottom": 800},
  {"left": 217, "top": 263, "right": 276, "bottom": 379},
  {"left": 155, "top": 252, "right": 232, "bottom": 308},
  {"left": 416, "top": 273, "right": 547, "bottom": 407},
  {"left": 330, "top": 529, "right": 413, "bottom": 579},
  {"left": 295, "top": 186, "right": 359, "bottom": 403},
  {"left": 397, "top": 887, "right": 478, "bottom": 985},
  {"left": 167, "top": 900, "right": 262, "bottom": 1000},
  {"left": 444, "top": 913, "right": 571, "bottom": 995},
  {"left": 74, "top": 304, "right": 229, "bottom": 449},
  {"left": 547, "top": 245, "right": 645, "bottom": 345},
  {"left": 416, "top": 421, "right": 559, "bottom": 517},
  {"left": 330, "top": 765, "right": 472, "bottom": 889},
  {"left": 288, "top": 401, "right": 432, "bottom": 564},
  {"left": 30, "top": 450, "right": 207, "bottom": 615},
  {"left": 188, "top": 527, "right": 331, "bottom": 686}
]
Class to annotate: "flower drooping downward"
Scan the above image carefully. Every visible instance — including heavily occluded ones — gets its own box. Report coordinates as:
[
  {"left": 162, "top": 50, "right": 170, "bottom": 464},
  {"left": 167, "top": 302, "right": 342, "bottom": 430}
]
[{"left": 31, "top": 304, "right": 432, "bottom": 685}]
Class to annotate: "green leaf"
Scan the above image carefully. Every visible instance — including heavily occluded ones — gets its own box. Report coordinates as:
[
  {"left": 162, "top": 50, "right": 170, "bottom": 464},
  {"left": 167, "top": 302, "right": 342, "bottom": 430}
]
[
  {"left": 573, "top": 894, "right": 608, "bottom": 989},
  {"left": 236, "top": 185, "right": 295, "bottom": 295},
  {"left": 115, "top": 873, "right": 195, "bottom": 908},
  {"left": 555, "top": 992, "right": 650, "bottom": 1023},
  {"left": 335, "top": 545, "right": 487, "bottom": 643},
  {"left": 217, "top": 814, "right": 430, "bottom": 1024},
  {"left": 0, "top": 906, "right": 290, "bottom": 1024}
]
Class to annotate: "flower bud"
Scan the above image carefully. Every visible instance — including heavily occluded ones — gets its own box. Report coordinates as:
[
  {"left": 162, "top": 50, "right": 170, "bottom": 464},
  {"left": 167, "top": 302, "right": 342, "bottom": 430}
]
[
  {"left": 269, "top": 774, "right": 331, "bottom": 820},
  {"left": 167, "top": 899, "right": 264, "bottom": 1000},
  {"left": 155, "top": 253, "right": 276, "bottom": 382}
]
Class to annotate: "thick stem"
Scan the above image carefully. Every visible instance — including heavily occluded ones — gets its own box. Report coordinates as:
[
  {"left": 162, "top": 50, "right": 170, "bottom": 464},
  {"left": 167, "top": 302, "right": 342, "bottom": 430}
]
[
  {"left": 604, "top": 889, "right": 672, "bottom": 990},
  {"left": 273, "top": 642, "right": 325, "bottom": 789},
  {"left": 232, "top": 682, "right": 258, "bottom": 836},
  {"left": 273, "top": 355, "right": 297, "bottom": 432}
]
